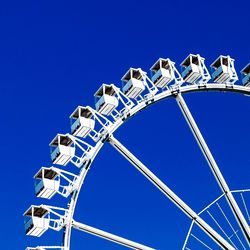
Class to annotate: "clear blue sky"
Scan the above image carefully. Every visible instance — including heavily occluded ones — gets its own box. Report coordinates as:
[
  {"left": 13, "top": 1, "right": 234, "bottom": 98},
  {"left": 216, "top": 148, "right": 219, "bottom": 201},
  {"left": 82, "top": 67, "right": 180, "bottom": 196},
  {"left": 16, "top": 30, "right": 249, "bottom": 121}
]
[{"left": 0, "top": 0, "right": 249, "bottom": 249}]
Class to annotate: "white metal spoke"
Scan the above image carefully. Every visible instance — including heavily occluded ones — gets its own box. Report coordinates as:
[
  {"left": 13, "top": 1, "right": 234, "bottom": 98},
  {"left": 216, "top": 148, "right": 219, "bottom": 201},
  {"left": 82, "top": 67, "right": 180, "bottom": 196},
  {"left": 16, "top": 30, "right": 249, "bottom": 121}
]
[
  {"left": 72, "top": 220, "right": 154, "bottom": 250},
  {"left": 190, "top": 234, "right": 213, "bottom": 250},
  {"left": 24, "top": 54, "right": 250, "bottom": 250},
  {"left": 206, "top": 209, "right": 238, "bottom": 249},
  {"left": 108, "top": 135, "right": 235, "bottom": 250},
  {"left": 216, "top": 203, "right": 247, "bottom": 249},
  {"left": 240, "top": 193, "right": 250, "bottom": 222},
  {"left": 182, "top": 221, "right": 195, "bottom": 250},
  {"left": 175, "top": 93, "right": 250, "bottom": 246},
  {"left": 184, "top": 190, "right": 250, "bottom": 250}
]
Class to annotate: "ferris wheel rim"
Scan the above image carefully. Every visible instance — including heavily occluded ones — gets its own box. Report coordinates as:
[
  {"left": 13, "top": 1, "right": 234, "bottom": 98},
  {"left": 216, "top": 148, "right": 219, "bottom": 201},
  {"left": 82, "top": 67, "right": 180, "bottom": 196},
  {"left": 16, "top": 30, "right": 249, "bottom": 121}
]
[{"left": 62, "top": 83, "right": 250, "bottom": 250}]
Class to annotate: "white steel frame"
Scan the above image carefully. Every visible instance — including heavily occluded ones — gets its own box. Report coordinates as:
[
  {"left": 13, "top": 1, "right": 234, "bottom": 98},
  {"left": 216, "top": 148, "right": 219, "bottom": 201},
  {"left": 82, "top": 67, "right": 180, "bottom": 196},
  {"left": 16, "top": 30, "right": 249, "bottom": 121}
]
[
  {"left": 175, "top": 93, "right": 250, "bottom": 246},
  {"left": 183, "top": 189, "right": 250, "bottom": 249},
  {"left": 25, "top": 59, "right": 250, "bottom": 250},
  {"left": 34, "top": 166, "right": 80, "bottom": 198}
]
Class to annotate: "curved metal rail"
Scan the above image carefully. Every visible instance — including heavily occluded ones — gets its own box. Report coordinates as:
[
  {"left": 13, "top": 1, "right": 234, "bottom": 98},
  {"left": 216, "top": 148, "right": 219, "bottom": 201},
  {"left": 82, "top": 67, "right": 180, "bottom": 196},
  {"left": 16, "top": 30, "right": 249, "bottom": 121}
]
[{"left": 62, "top": 83, "right": 250, "bottom": 250}]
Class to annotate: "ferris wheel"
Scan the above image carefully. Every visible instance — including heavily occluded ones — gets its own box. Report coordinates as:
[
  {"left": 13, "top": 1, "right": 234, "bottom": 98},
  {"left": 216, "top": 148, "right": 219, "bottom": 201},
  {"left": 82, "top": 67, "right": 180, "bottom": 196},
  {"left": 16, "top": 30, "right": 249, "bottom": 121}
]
[{"left": 24, "top": 54, "right": 250, "bottom": 250}]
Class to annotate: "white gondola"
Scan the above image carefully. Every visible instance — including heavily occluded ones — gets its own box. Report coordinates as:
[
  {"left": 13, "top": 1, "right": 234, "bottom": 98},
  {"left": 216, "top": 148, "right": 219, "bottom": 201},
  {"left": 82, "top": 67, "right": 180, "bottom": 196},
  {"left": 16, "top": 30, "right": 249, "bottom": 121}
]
[
  {"left": 241, "top": 63, "right": 250, "bottom": 87},
  {"left": 211, "top": 55, "right": 237, "bottom": 84},
  {"left": 150, "top": 58, "right": 173, "bottom": 88},
  {"left": 181, "top": 54, "right": 202, "bottom": 84},
  {"left": 24, "top": 206, "right": 50, "bottom": 237},
  {"left": 70, "top": 106, "right": 95, "bottom": 138},
  {"left": 49, "top": 134, "right": 75, "bottom": 166},
  {"left": 94, "top": 84, "right": 119, "bottom": 115},
  {"left": 121, "top": 68, "right": 145, "bottom": 98},
  {"left": 34, "top": 167, "right": 60, "bottom": 199}
]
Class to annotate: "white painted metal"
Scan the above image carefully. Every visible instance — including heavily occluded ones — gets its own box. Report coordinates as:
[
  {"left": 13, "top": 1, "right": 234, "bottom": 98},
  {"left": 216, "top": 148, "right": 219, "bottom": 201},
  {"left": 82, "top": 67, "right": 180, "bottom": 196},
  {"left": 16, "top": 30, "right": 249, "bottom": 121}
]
[
  {"left": 150, "top": 58, "right": 183, "bottom": 88},
  {"left": 62, "top": 164, "right": 90, "bottom": 250},
  {"left": 25, "top": 216, "right": 50, "bottom": 237},
  {"left": 151, "top": 61, "right": 172, "bottom": 87},
  {"left": 70, "top": 106, "right": 95, "bottom": 138},
  {"left": 123, "top": 78, "right": 144, "bottom": 98},
  {"left": 72, "top": 220, "right": 154, "bottom": 250},
  {"left": 175, "top": 93, "right": 250, "bottom": 245},
  {"left": 94, "top": 84, "right": 119, "bottom": 115},
  {"left": 71, "top": 116, "right": 95, "bottom": 137},
  {"left": 35, "top": 178, "right": 59, "bottom": 199},
  {"left": 183, "top": 189, "right": 250, "bottom": 249},
  {"left": 139, "top": 69, "right": 158, "bottom": 98},
  {"left": 34, "top": 167, "right": 60, "bottom": 199},
  {"left": 34, "top": 166, "right": 80, "bottom": 199},
  {"left": 211, "top": 55, "right": 238, "bottom": 84},
  {"left": 24, "top": 206, "right": 50, "bottom": 237},
  {"left": 181, "top": 54, "right": 211, "bottom": 84},
  {"left": 52, "top": 167, "right": 79, "bottom": 198},
  {"left": 49, "top": 134, "right": 75, "bottom": 166},
  {"left": 24, "top": 204, "right": 68, "bottom": 238},
  {"left": 26, "top": 77, "right": 250, "bottom": 250},
  {"left": 121, "top": 67, "right": 159, "bottom": 103},
  {"left": 69, "top": 105, "right": 113, "bottom": 143},
  {"left": 108, "top": 135, "right": 235, "bottom": 250},
  {"left": 97, "top": 94, "right": 118, "bottom": 115},
  {"left": 87, "top": 107, "right": 111, "bottom": 135},
  {"left": 63, "top": 134, "right": 95, "bottom": 168},
  {"left": 94, "top": 83, "right": 134, "bottom": 119},
  {"left": 122, "top": 68, "right": 145, "bottom": 99},
  {"left": 241, "top": 63, "right": 250, "bottom": 87},
  {"left": 60, "top": 83, "right": 250, "bottom": 250},
  {"left": 182, "top": 221, "right": 195, "bottom": 250},
  {"left": 181, "top": 55, "right": 202, "bottom": 83},
  {"left": 152, "top": 67, "right": 172, "bottom": 87}
]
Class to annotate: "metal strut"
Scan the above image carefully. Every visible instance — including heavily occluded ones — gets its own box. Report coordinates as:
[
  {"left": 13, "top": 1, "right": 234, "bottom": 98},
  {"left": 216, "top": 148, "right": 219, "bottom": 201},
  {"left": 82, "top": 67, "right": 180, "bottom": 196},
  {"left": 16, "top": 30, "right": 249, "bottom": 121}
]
[
  {"left": 72, "top": 220, "right": 154, "bottom": 250},
  {"left": 175, "top": 93, "right": 250, "bottom": 246},
  {"left": 108, "top": 135, "right": 235, "bottom": 250}
]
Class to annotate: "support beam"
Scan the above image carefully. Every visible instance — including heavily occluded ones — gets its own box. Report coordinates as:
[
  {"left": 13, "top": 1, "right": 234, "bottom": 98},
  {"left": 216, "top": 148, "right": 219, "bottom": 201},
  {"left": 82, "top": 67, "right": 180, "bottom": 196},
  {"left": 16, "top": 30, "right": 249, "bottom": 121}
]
[
  {"left": 72, "top": 220, "right": 154, "bottom": 250},
  {"left": 175, "top": 93, "right": 250, "bottom": 245},
  {"left": 108, "top": 135, "right": 234, "bottom": 250}
]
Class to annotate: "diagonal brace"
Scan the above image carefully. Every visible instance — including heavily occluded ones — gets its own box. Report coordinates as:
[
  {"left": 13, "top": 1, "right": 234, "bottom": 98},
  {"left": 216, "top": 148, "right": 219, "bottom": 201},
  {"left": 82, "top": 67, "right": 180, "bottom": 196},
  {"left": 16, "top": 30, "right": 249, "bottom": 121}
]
[
  {"left": 175, "top": 93, "right": 250, "bottom": 246},
  {"left": 108, "top": 135, "right": 234, "bottom": 250}
]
